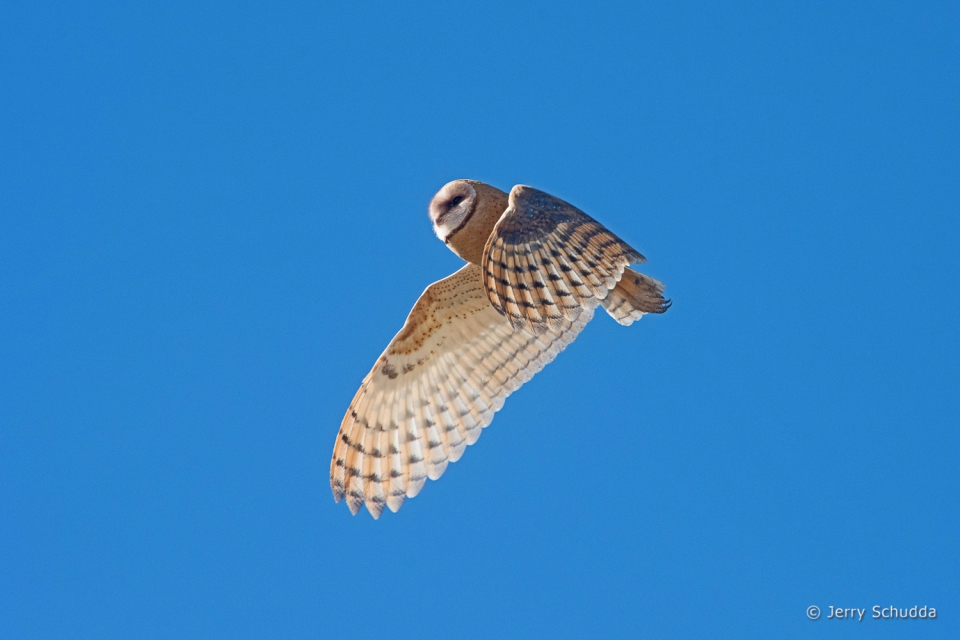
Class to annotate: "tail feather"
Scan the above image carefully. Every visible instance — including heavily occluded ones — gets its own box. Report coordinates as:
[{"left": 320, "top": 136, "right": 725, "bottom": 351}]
[{"left": 602, "top": 267, "right": 671, "bottom": 326}]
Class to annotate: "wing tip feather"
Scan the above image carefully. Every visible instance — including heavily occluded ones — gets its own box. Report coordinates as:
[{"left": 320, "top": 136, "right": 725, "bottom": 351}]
[
  {"left": 331, "top": 485, "right": 345, "bottom": 503},
  {"left": 346, "top": 493, "right": 363, "bottom": 515},
  {"left": 386, "top": 493, "right": 406, "bottom": 513},
  {"left": 365, "top": 497, "right": 386, "bottom": 519}
]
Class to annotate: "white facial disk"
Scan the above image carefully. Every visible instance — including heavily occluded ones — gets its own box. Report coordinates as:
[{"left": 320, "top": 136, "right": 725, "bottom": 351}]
[{"left": 428, "top": 180, "right": 477, "bottom": 242}]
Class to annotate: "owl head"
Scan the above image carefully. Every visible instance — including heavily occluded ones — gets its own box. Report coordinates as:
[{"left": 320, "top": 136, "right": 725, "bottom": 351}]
[{"left": 428, "top": 180, "right": 478, "bottom": 243}]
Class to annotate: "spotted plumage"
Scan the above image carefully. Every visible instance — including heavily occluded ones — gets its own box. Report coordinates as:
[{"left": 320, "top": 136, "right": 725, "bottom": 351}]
[{"left": 330, "top": 180, "right": 670, "bottom": 518}]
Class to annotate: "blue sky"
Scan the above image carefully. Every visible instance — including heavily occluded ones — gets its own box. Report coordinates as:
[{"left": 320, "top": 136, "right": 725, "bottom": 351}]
[{"left": 1, "top": 2, "right": 958, "bottom": 638}]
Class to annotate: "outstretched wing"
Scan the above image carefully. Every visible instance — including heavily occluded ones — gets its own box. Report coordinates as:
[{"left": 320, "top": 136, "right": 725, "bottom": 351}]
[
  {"left": 330, "top": 263, "right": 591, "bottom": 518},
  {"left": 482, "top": 185, "right": 645, "bottom": 334}
]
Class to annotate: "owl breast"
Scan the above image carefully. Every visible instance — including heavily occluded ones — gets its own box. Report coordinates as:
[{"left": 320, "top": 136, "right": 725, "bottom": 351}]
[{"left": 443, "top": 182, "right": 509, "bottom": 265}]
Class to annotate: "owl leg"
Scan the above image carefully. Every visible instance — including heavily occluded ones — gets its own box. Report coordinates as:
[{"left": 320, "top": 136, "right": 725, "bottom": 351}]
[{"left": 601, "top": 268, "right": 671, "bottom": 326}]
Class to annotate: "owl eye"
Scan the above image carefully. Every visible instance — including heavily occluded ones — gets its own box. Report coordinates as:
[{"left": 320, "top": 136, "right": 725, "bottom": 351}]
[{"left": 447, "top": 195, "right": 464, "bottom": 210}]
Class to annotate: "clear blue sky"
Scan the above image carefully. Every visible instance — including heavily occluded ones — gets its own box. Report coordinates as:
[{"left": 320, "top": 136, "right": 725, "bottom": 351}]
[{"left": 2, "top": 2, "right": 958, "bottom": 638}]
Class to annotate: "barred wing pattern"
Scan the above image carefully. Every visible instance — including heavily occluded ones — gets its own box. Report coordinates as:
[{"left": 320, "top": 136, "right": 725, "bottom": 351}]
[
  {"left": 330, "top": 263, "right": 591, "bottom": 518},
  {"left": 482, "top": 186, "right": 646, "bottom": 335}
]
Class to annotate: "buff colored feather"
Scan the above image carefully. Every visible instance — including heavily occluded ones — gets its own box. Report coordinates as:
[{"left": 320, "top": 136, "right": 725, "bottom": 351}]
[{"left": 330, "top": 180, "right": 668, "bottom": 518}]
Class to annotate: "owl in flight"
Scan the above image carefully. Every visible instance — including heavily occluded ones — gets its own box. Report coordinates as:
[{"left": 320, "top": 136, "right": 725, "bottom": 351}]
[{"left": 331, "top": 180, "right": 670, "bottom": 518}]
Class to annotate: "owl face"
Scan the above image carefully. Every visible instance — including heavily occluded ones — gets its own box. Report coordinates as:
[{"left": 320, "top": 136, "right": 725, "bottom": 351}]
[{"left": 428, "top": 180, "right": 477, "bottom": 243}]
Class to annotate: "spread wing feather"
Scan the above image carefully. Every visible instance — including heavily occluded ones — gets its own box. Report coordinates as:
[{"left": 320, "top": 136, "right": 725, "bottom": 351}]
[
  {"left": 482, "top": 185, "right": 645, "bottom": 334},
  {"left": 330, "top": 263, "right": 591, "bottom": 518}
]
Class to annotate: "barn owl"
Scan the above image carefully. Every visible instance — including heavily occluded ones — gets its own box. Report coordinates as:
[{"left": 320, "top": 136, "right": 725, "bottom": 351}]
[{"left": 331, "top": 180, "right": 670, "bottom": 518}]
